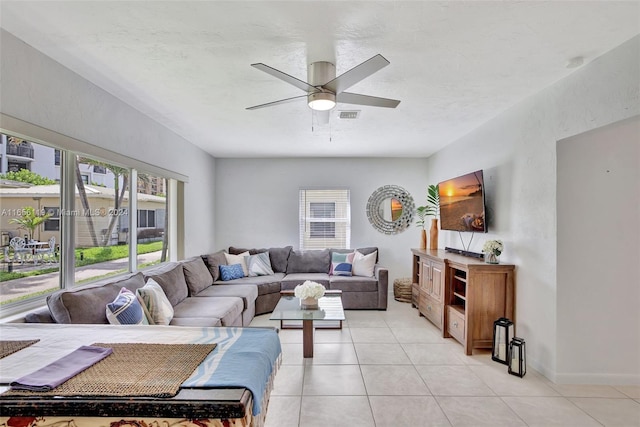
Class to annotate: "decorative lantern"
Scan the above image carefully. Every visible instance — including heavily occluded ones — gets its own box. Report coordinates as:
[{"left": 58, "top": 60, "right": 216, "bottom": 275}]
[
  {"left": 508, "top": 337, "right": 526, "bottom": 378},
  {"left": 492, "top": 317, "right": 514, "bottom": 365}
]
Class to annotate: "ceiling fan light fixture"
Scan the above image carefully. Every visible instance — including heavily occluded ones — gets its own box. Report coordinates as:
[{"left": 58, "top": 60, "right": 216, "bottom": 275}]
[{"left": 308, "top": 92, "right": 336, "bottom": 111}]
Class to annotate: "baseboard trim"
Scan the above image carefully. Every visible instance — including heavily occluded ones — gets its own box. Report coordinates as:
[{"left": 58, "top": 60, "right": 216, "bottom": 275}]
[{"left": 554, "top": 372, "right": 640, "bottom": 385}]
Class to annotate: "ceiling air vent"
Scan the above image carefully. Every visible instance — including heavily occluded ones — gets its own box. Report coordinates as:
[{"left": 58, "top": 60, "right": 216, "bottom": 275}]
[{"left": 338, "top": 110, "right": 360, "bottom": 119}]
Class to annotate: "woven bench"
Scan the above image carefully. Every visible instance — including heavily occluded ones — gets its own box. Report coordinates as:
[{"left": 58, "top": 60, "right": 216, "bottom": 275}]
[{"left": 393, "top": 277, "right": 412, "bottom": 303}]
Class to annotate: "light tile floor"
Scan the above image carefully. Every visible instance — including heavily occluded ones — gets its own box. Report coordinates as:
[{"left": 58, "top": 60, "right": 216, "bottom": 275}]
[{"left": 250, "top": 298, "right": 640, "bottom": 427}]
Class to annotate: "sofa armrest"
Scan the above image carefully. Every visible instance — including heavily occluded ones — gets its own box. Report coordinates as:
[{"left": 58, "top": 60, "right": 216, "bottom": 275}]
[
  {"left": 25, "top": 307, "right": 56, "bottom": 323},
  {"left": 374, "top": 265, "right": 388, "bottom": 310}
]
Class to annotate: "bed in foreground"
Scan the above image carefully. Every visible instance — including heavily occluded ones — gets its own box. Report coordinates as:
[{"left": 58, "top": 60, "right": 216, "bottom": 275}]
[{"left": 0, "top": 324, "right": 281, "bottom": 427}]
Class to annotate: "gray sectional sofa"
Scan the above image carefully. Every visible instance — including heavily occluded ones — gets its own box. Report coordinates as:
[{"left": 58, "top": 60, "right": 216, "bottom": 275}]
[{"left": 25, "top": 246, "right": 388, "bottom": 327}]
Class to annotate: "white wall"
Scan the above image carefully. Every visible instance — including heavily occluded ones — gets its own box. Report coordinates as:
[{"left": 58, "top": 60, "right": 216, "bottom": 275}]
[
  {"left": 214, "top": 157, "right": 429, "bottom": 283},
  {"left": 426, "top": 35, "right": 640, "bottom": 382},
  {"left": 0, "top": 30, "right": 217, "bottom": 257},
  {"left": 557, "top": 117, "right": 640, "bottom": 384}
]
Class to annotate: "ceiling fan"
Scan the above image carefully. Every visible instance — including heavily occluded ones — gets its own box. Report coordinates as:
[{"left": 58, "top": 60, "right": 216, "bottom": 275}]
[{"left": 246, "top": 54, "right": 401, "bottom": 111}]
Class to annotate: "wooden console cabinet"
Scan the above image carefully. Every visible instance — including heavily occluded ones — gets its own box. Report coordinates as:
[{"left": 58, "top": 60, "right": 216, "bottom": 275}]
[{"left": 411, "top": 248, "right": 515, "bottom": 355}]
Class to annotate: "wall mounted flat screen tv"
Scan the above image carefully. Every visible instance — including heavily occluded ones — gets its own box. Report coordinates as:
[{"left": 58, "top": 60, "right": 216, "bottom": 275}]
[{"left": 438, "top": 170, "right": 487, "bottom": 232}]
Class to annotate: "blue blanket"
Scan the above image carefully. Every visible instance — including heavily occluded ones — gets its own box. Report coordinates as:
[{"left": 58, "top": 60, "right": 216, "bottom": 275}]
[{"left": 181, "top": 327, "right": 281, "bottom": 416}]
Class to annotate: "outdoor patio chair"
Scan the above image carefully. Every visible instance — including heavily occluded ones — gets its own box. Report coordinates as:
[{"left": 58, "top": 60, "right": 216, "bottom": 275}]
[
  {"left": 9, "top": 237, "right": 31, "bottom": 264},
  {"left": 35, "top": 236, "right": 57, "bottom": 264}
]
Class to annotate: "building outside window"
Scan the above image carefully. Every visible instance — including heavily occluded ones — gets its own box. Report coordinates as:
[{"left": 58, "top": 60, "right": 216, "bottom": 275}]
[{"left": 0, "top": 132, "right": 174, "bottom": 314}]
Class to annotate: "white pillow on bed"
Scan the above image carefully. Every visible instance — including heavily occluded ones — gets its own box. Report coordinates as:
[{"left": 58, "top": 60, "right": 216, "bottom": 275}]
[{"left": 136, "top": 279, "right": 174, "bottom": 325}]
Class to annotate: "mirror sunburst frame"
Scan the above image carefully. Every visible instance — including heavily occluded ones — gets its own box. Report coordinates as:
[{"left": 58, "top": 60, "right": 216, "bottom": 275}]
[{"left": 366, "top": 185, "right": 415, "bottom": 234}]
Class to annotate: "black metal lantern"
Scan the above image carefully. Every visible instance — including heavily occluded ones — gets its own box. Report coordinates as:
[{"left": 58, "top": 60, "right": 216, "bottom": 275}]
[
  {"left": 508, "top": 337, "right": 526, "bottom": 378},
  {"left": 492, "top": 317, "right": 514, "bottom": 364}
]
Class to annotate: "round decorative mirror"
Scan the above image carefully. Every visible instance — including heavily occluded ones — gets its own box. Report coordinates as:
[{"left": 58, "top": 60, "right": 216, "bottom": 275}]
[{"left": 366, "top": 185, "right": 415, "bottom": 234}]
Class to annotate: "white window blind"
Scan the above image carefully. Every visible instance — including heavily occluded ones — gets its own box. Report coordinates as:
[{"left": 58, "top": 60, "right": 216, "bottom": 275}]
[{"left": 299, "top": 189, "right": 350, "bottom": 250}]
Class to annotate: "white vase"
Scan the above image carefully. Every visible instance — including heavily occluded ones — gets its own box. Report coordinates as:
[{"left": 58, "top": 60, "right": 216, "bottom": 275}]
[{"left": 301, "top": 297, "right": 319, "bottom": 309}]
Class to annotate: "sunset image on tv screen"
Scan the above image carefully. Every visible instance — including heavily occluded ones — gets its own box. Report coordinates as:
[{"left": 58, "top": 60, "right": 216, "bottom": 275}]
[{"left": 438, "top": 171, "right": 485, "bottom": 232}]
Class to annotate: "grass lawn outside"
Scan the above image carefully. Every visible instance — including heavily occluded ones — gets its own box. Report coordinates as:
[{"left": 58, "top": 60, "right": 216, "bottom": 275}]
[{"left": 0, "top": 241, "right": 163, "bottom": 282}]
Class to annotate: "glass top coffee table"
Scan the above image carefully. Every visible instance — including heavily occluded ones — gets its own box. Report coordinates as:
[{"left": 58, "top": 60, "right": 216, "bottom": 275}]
[{"left": 270, "top": 290, "right": 345, "bottom": 358}]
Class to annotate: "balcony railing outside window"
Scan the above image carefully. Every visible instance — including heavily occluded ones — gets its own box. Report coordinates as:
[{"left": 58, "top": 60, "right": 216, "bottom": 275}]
[{"left": 6, "top": 144, "right": 34, "bottom": 158}]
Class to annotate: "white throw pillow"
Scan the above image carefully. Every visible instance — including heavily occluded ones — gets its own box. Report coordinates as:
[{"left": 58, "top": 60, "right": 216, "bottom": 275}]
[
  {"left": 224, "top": 251, "right": 250, "bottom": 277},
  {"left": 352, "top": 250, "right": 377, "bottom": 277},
  {"left": 136, "top": 279, "right": 174, "bottom": 325}
]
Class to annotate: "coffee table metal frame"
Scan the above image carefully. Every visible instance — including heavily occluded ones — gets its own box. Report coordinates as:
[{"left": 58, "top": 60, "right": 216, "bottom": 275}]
[{"left": 270, "top": 290, "right": 345, "bottom": 358}]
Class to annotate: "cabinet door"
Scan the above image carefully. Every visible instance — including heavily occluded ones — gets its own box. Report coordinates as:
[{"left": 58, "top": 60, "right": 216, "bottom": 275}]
[
  {"left": 420, "top": 261, "right": 432, "bottom": 294},
  {"left": 430, "top": 260, "right": 445, "bottom": 302}
]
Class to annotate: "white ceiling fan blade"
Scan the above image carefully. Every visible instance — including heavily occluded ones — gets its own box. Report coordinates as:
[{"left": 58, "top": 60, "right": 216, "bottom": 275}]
[
  {"left": 246, "top": 94, "right": 308, "bottom": 110},
  {"left": 251, "top": 63, "right": 317, "bottom": 93},
  {"left": 323, "top": 54, "right": 390, "bottom": 94},
  {"left": 337, "top": 92, "right": 400, "bottom": 108}
]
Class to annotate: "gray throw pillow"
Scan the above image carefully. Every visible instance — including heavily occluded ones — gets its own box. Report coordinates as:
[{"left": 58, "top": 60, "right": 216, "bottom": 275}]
[
  {"left": 183, "top": 256, "right": 214, "bottom": 295},
  {"left": 286, "top": 249, "right": 331, "bottom": 274},
  {"left": 229, "top": 246, "right": 267, "bottom": 255},
  {"left": 268, "top": 246, "right": 292, "bottom": 273},
  {"left": 202, "top": 250, "right": 228, "bottom": 282},
  {"left": 144, "top": 262, "right": 189, "bottom": 307},
  {"left": 47, "top": 272, "right": 146, "bottom": 324}
]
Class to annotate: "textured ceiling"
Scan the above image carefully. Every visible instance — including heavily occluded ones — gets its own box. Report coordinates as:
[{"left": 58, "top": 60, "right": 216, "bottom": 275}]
[{"left": 1, "top": 1, "right": 638, "bottom": 158}]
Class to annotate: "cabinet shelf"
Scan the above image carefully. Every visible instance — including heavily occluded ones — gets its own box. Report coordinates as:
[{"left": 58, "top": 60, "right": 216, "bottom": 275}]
[
  {"left": 453, "top": 292, "right": 466, "bottom": 301},
  {"left": 453, "top": 275, "right": 467, "bottom": 283}
]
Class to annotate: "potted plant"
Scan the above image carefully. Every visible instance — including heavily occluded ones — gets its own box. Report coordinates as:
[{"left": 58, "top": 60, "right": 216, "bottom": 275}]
[
  {"left": 425, "top": 184, "right": 440, "bottom": 249},
  {"left": 416, "top": 184, "right": 440, "bottom": 250},
  {"left": 415, "top": 206, "right": 428, "bottom": 249},
  {"left": 482, "top": 239, "right": 503, "bottom": 264}
]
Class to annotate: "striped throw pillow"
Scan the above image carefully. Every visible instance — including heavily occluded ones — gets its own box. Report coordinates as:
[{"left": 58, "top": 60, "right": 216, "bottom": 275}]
[
  {"left": 106, "top": 287, "right": 149, "bottom": 325},
  {"left": 246, "top": 252, "right": 275, "bottom": 277},
  {"left": 136, "top": 279, "right": 174, "bottom": 325}
]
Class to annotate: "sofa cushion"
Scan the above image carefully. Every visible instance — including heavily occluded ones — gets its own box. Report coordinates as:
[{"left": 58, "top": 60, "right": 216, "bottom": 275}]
[
  {"left": 143, "top": 262, "right": 189, "bottom": 307},
  {"left": 196, "top": 284, "right": 258, "bottom": 310},
  {"left": 169, "top": 317, "right": 222, "bottom": 327},
  {"left": 172, "top": 296, "right": 243, "bottom": 327},
  {"left": 228, "top": 246, "right": 291, "bottom": 273},
  {"left": 255, "top": 281, "right": 282, "bottom": 296},
  {"left": 136, "top": 278, "right": 174, "bottom": 325},
  {"left": 47, "top": 272, "right": 146, "bottom": 324},
  {"left": 213, "top": 272, "right": 285, "bottom": 286},
  {"left": 281, "top": 273, "right": 330, "bottom": 290},
  {"left": 202, "top": 250, "right": 227, "bottom": 282},
  {"left": 246, "top": 252, "right": 275, "bottom": 276},
  {"left": 224, "top": 251, "right": 250, "bottom": 276},
  {"left": 106, "top": 287, "right": 149, "bottom": 325},
  {"left": 183, "top": 257, "right": 214, "bottom": 296},
  {"left": 352, "top": 250, "right": 377, "bottom": 277},
  {"left": 286, "top": 249, "right": 330, "bottom": 274},
  {"left": 267, "top": 246, "right": 292, "bottom": 273},
  {"left": 229, "top": 246, "right": 265, "bottom": 255},
  {"left": 329, "top": 275, "right": 379, "bottom": 292},
  {"left": 25, "top": 307, "right": 55, "bottom": 323}
]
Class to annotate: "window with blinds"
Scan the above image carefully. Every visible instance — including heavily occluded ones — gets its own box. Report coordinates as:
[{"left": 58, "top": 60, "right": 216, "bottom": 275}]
[{"left": 299, "top": 189, "right": 350, "bottom": 250}]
